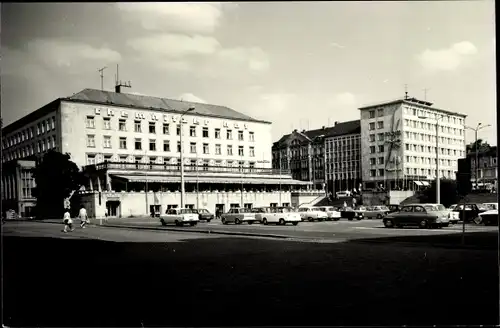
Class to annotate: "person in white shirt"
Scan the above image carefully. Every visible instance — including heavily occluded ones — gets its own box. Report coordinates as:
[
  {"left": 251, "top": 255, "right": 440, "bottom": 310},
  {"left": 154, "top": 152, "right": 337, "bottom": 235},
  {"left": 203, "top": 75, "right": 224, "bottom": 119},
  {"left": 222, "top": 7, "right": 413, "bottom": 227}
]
[
  {"left": 63, "top": 209, "right": 74, "bottom": 233},
  {"left": 79, "top": 206, "right": 89, "bottom": 228}
]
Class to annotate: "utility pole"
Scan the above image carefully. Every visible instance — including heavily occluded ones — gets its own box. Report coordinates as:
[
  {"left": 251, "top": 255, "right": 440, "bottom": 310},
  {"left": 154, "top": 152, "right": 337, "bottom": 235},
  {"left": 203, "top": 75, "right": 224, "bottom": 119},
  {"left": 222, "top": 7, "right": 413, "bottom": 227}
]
[{"left": 98, "top": 66, "right": 107, "bottom": 91}]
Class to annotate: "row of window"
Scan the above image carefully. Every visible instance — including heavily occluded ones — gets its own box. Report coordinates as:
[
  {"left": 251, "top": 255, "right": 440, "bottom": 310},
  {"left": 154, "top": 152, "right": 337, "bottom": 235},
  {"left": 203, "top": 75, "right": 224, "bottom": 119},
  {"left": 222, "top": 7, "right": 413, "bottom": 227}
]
[
  {"left": 402, "top": 131, "right": 464, "bottom": 145},
  {"left": 86, "top": 154, "right": 258, "bottom": 167},
  {"left": 3, "top": 116, "right": 56, "bottom": 149},
  {"left": 404, "top": 119, "right": 464, "bottom": 135},
  {"left": 85, "top": 116, "right": 256, "bottom": 141},
  {"left": 403, "top": 106, "right": 464, "bottom": 125},
  {"left": 368, "top": 121, "right": 384, "bottom": 131},
  {"left": 2, "top": 136, "right": 57, "bottom": 162},
  {"left": 368, "top": 108, "right": 385, "bottom": 118},
  {"left": 369, "top": 168, "right": 456, "bottom": 178},
  {"left": 86, "top": 135, "right": 256, "bottom": 157},
  {"left": 404, "top": 143, "right": 465, "bottom": 157},
  {"left": 369, "top": 156, "right": 457, "bottom": 168}
]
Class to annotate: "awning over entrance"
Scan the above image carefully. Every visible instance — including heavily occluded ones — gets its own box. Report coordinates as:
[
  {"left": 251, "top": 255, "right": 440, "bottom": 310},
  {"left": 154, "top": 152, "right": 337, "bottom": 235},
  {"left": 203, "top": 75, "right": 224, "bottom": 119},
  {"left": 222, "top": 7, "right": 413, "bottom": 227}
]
[
  {"left": 420, "top": 181, "right": 430, "bottom": 186},
  {"left": 413, "top": 181, "right": 423, "bottom": 186},
  {"left": 111, "top": 174, "right": 311, "bottom": 185}
]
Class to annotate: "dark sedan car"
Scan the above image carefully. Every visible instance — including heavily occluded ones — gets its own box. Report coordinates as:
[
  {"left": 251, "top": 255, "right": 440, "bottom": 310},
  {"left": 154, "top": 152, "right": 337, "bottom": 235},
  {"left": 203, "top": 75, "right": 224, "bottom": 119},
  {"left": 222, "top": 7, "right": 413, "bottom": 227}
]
[
  {"left": 339, "top": 207, "right": 364, "bottom": 220},
  {"left": 383, "top": 204, "right": 450, "bottom": 229},
  {"left": 193, "top": 208, "right": 215, "bottom": 222}
]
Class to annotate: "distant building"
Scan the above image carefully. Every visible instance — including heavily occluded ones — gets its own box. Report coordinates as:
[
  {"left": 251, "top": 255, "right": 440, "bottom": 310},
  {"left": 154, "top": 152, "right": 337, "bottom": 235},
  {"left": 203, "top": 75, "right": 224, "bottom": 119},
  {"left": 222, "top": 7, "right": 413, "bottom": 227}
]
[
  {"left": 1, "top": 160, "right": 37, "bottom": 218},
  {"left": 466, "top": 143, "right": 498, "bottom": 190},
  {"left": 358, "top": 96, "right": 467, "bottom": 190}
]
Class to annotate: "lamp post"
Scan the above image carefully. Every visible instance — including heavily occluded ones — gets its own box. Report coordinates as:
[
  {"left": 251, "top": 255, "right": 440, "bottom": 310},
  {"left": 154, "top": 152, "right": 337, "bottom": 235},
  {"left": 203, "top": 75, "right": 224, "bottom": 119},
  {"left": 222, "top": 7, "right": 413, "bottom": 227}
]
[
  {"left": 179, "top": 107, "right": 195, "bottom": 208},
  {"left": 465, "top": 123, "right": 491, "bottom": 190},
  {"left": 419, "top": 114, "right": 448, "bottom": 204}
]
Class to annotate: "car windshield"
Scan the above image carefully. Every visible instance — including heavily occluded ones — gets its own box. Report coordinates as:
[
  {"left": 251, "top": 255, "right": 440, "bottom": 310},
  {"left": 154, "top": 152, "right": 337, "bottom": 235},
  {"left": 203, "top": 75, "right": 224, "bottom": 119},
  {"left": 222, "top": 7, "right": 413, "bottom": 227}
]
[
  {"left": 433, "top": 204, "right": 446, "bottom": 211},
  {"left": 179, "top": 209, "right": 193, "bottom": 214},
  {"left": 485, "top": 203, "right": 498, "bottom": 210},
  {"left": 379, "top": 206, "right": 389, "bottom": 211},
  {"left": 238, "top": 208, "right": 252, "bottom": 213},
  {"left": 423, "top": 205, "right": 438, "bottom": 211},
  {"left": 318, "top": 208, "right": 326, "bottom": 212},
  {"left": 285, "top": 207, "right": 297, "bottom": 212}
]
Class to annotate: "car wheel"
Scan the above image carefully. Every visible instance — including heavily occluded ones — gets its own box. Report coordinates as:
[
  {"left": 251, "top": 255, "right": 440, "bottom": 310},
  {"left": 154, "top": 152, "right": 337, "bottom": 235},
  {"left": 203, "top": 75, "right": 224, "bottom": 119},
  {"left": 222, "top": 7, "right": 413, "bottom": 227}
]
[
  {"left": 376, "top": 214, "right": 382, "bottom": 220},
  {"left": 206, "top": 219, "right": 211, "bottom": 223},
  {"left": 292, "top": 222, "right": 299, "bottom": 226},
  {"left": 235, "top": 218, "right": 241, "bottom": 225},
  {"left": 384, "top": 219, "right": 394, "bottom": 228},
  {"left": 190, "top": 222, "right": 197, "bottom": 226},
  {"left": 222, "top": 218, "right": 228, "bottom": 225},
  {"left": 333, "top": 218, "right": 340, "bottom": 221},
  {"left": 419, "top": 220, "right": 428, "bottom": 229},
  {"left": 473, "top": 217, "right": 482, "bottom": 225},
  {"left": 279, "top": 218, "right": 285, "bottom": 225},
  {"left": 248, "top": 221, "right": 253, "bottom": 225},
  {"left": 262, "top": 218, "right": 268, "bottom": 225},
  {"left": 441, "top": 223, "right": 449, "bottom": 228},
  {"left": 175, "top": 220, "right": 181, "bottom": 227},
  {"left": 160, "top": 219, "right": 167, "bottom": 226},
  {"left": 348, "top": 217, "right": 353, "bottom": 221},
  {"left": 318, "top": 218, "right": 324, "bottom": 222},
  {"left": 308, "top": 217, "right": 314, "bottom": 222}
]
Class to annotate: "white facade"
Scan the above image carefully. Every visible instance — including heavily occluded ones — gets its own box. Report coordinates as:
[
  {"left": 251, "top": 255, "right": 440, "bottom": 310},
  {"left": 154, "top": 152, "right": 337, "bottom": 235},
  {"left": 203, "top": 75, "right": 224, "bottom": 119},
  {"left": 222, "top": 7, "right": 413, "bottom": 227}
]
[
  {"left": 324, "top": 133, "right": 361, "bottom": 191},
  {"left": 359, "top": 98, "right": 467, "bottom": 189}
]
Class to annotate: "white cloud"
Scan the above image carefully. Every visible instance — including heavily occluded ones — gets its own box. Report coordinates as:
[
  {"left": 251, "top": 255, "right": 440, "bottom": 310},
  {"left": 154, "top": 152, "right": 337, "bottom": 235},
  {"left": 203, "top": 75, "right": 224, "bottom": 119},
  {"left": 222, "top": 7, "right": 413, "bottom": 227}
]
[
  {"left": 178, "top": 93, "right": 207, "bottom": 104},
  {"left": 328, "top": 92, "right": 357, "bottom": 107},
  {"left": 417, "top": 41, "right": 478, "bottom": 72},
  {"left": 330, "top": 42, "right": 346, "bottom": 49},
  {"left": 116, "top": 3, "right": 224, "bottom": 34},
  {"left": 127, "top": 34, "right": 221, "bottom": 59},
  {"left": 215, "top": 47, "right": 270, "bottom": 73}
]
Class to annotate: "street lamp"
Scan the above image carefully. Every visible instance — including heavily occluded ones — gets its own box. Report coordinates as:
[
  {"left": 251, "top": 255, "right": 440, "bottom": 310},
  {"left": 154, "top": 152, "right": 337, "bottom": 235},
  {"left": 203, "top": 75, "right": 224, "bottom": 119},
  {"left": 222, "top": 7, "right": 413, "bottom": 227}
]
[
  {"left": 465, "top": 123, "right": 491, "bottom": 190},
  {"left": 179, "top": 107, "right": 195, "bottom": 208},
  {"left": 418, "top": 114, "right": 448, "bottom": 204}
]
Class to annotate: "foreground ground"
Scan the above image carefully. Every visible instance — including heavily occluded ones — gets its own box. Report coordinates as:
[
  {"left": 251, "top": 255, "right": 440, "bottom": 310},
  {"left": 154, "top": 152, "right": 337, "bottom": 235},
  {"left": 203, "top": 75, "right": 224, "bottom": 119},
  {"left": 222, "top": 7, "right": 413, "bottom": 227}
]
[{"left": 3, "top": 222, "right": 499, "bottom": 327}]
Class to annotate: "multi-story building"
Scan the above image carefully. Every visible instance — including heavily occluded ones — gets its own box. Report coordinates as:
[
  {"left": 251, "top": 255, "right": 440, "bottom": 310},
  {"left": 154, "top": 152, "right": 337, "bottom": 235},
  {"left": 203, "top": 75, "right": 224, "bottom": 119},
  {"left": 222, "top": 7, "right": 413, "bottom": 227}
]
[
  {"left": 272, "top": 120, "right": 361, "bottom": 193},
  {"left": 358, "top": 96, "right": 467, "bottom": 190},
  {"left": 2, "top": 160, "right": 37, "bottom": 217},
  {"left": 466, "top": 143, "right": 498, "bottom": 189},
  {"left": 2, "top": 88, "right": 309, "bottom": 217}
]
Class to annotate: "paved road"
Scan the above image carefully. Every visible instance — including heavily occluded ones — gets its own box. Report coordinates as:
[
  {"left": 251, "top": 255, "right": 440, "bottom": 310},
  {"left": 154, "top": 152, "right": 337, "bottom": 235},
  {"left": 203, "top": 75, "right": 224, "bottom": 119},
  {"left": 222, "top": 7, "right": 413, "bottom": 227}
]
[{"left": 3, "top": 222, "right": 498, "bottom": 327}]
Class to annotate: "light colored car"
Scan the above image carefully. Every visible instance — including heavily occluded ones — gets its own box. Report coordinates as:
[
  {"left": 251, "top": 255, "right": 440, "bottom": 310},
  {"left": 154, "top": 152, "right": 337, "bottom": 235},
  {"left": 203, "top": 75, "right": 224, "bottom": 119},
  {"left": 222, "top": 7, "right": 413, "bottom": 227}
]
[
  {"left": 254, "top": 206, "right": 300, "bottom": 226},
  {"left": 477, "top": 203, "right": 498, "bottom": 226},
  {"left": 297, "top": 206, "right": 328, "bottom": 222},
  {"left": 221, "top": 207, "right": 256, "bottom": 225},
  {"left": 383, "top": 204, "right": 450, "bottom": 229},
  {"left": 447, "top": 204, "right": 459, "bottom": 224},
  {"left": 160, "top": 208, "right": 199, "bottom": 227},
  {"left": 315, "top": 206, "right": 341, "bottom": 221},
  {"left": 359, "top": 205, "right": 390, "bottom": 219}
]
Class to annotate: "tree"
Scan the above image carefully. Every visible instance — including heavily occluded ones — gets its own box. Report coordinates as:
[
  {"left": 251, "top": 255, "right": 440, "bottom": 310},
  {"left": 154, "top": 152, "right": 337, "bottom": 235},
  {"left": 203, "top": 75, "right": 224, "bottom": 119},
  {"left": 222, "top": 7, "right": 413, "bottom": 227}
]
[
  {"left": 420, "top": 179, "right": 459, "bottom": 207},
  {"left": 33, "top": 150, "right": 84, "bottom": 219}
]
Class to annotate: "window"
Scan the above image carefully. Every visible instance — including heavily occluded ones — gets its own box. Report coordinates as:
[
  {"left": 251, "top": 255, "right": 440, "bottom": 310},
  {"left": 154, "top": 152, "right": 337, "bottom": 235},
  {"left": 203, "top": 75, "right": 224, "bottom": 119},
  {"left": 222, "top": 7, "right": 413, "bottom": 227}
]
[
  {"left": 370, "top": 146, "right": 375, "bottom": 154},
  {"left": 119, "top": 137, "right": 127, "bottom": 149},
  {"left": 177, "top": 141, "right": 181, "bottom": 152},
  {"left": 149, "top": 122, "right": 156, "bottom": 134},
  {"left": 29, "top": 127, "right": 34, "bottom": 138},
  {"left": 190, "top": 142, "right": 197, "bottom": 153},
  {"left": 377, "top": 108, "right": 384, "bottom": 116},
  {"left": 369, "top": 134, "right": 375, "bottom": 142},
  {"left": 202, "top": 127, "right": 209, "bottom": 138},
  {"left": 369, "top": 110, "right": 375, "bottom": 118},
  {"left": 36, "top": 123, "right": 41, "bottom": 135},
  {"left": 370, "top": 169, "right": 376, "bottom": 177},
  {"left": 162, "top": 123, "right": 170, "bottom": 135},
  {"left": 249, "top": 131, "right": 255, "bottom": 142},
  {"left": 86, "top": 116, "right": 95, "bottom": 129},
  {"left": 238, "top": 130, "right": 244, "bottom": 141},
  {"left": 249, "top": 146, "right": 255, "bottom": 157},
  {"left": 189, "top": 126, "right": 196, "bottom": 137},
  {"left": 163, "top": 140, "right": 170, "bottom": 152},
  {"left": 227, "top": 129, "right": 232, "bottom": 140},
  {"left": 134, "top": 120, "right": 142, "bottom": 133},
  {"left": 149, "top": 139, "right": 156, "bottom": 151},
  {"left": 51, "top": 117, "right": 56, "bottom": 130},
  {"left": 378, "top": 169, "right": 384, "bottom": 177},
  {"left": 103, "top": 136, "right": 111, "bottom": 148},
  {"left": 103, "top": 117, "right": 111, "bottom": 130},
  {"left": 41, "top": 122, "right": 46, "bottom": 134},
  {"left": 87, "top": 135, "right": 95, "bottom": 148},
  {"left": 87, "top": 154, "right": 96, "bottom": 165},
  {"left": 378, "top": 145, "right": 384, "bottom": 153},
  {"left": 119, "top": 119, "right": 127, "bottom": 131},
  {"left": 176, "top": 124, "right": 181, "bottom": 136},
  {"left": 238, "top": 146, "right": 244, "bottom": 156},
  {"left": 203, "top": 143, "right": 209, "bottom": 154},
  {"left": 378, "top": 157, "right": 384, "bottom": 165},
  {"left": 369, "top": 122, "right": 375, "bottom": 130},
  {"left": 215, "top": 128, "right": 221, "bottom": 139},
  {"left": 215, "top": 144, "right": 221, "bottom": 155},
  {"left": 377, "top": 121, "right": 384, "bottom": 129},
  {"left": 370, "top": 158, "right": 376, "bottom": 165},
  {"left": 378, "top": 133, "right": 384, "bottom": 141},
  {"left": 227, "top": 145, "right": 233, "bottom": 155},
  {"left": 135, "top": 138, "right": 142, "bottom": 150}
]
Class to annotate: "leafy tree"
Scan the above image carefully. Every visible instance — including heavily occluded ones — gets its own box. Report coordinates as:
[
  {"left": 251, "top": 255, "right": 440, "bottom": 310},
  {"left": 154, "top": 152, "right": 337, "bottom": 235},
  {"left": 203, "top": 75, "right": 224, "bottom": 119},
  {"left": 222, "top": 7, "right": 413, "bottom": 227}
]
[
  {"left": 33, "top": 150, "right": 84, "bottom": 219},
  {"left": 420, "top": 179, "right": 459, "bottom": 207}
]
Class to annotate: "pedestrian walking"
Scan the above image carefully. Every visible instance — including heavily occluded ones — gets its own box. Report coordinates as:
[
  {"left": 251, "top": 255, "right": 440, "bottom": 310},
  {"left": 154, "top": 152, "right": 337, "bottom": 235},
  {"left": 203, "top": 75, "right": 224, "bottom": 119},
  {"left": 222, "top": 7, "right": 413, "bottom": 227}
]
[
  {"left": 62, "top": 209, "right": 74, "bottom": 233},
  {"left": 79, "top": 205, "right": 89, "bottom": 228}
]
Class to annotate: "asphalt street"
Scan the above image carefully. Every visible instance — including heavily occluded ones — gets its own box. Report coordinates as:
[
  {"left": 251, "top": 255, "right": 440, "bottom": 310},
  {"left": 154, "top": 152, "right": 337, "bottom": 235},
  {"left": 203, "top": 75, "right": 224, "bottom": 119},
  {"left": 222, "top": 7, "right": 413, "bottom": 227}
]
[{"left": 3, "top": 221, "right": 499, "bottom": 327}]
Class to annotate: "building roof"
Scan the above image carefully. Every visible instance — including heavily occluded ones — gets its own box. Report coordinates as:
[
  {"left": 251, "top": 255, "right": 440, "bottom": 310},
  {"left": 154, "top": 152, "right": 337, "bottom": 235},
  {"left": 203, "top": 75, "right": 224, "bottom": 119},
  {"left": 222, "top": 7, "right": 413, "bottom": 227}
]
[
  {"left": 273, "top": 120, "right": 360, "bottom": 147},
  {"left": 66, "top": 89, "right": 271, "bottom": 124},
  {"left": 2, "top": 88, "right": 271, "bottom": 135},
  {"left": 358, "top": 97, "right": 467, "bottom": 118}
]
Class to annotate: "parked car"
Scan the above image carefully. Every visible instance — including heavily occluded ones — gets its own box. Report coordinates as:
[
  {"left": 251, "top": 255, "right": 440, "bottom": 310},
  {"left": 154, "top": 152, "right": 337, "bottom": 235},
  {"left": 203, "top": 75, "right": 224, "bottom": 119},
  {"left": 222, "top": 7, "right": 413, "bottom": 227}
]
[
  {"left": 160, "top": 208, "right": 199, "bottom": 226},
  {"left": 360, "top": 205, "right": 390, "bottom": 219},
  {"left": 478, "top": 203, "right": 498, "bottom": 226},
  {"left": 193, "top": 208, "right": 215, "bottom": 222},
  {"left": 297, "top": 207, "right": 328, "bottom": 222},
  {"left": 221, "top": 207, "right": 256, "bottom": 225},
  {"left": 315, "top": 206, "right": 341, "bottom": 221},
  {"left": 339, "top": 207, "right": 364, "bottom": 220},
  {"left": 387, "top": 204, "right": 401, "bottom": 214},
  {"left": 254, "top": 206, "right": 300, "bottom": 225},
  {"left": 451, "top": 204, "right": 485, "bottom": 223},
  {"left": 447, "top": 204, "right": 460, "bottom": 224},
  {"left": 383, "top": 204, "right": 450, "bottom": 229}
]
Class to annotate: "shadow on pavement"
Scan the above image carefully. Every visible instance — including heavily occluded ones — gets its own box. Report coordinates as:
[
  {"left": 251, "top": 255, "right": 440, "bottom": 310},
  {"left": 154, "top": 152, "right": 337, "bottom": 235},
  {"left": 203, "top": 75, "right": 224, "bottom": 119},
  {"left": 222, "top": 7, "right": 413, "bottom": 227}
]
[{"left": 3, "top": 234, "right": 499, "bottom": 327}]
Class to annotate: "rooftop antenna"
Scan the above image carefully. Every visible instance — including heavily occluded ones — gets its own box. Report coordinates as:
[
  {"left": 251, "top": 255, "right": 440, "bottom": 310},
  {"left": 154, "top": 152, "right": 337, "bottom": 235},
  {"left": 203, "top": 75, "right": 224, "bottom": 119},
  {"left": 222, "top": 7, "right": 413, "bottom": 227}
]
[
  {"left": 423, "top": 88, "right": 430, "bottom": 101},
  {"left": 98, "top": 66, "right": 107, "bottom": 91},
  {"left": 404, "top": 84, "right": 409, "bottom": 100},
  {"left": 114, "top": 64, "right": 132, "bottom": 93}
]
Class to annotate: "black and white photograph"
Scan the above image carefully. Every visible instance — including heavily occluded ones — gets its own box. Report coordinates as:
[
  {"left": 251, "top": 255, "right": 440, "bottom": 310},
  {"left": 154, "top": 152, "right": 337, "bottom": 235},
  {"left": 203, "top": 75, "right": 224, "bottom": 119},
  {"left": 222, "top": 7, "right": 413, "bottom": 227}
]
[{"left": 1, "top": 2, "right": 498, "bottom": 327}]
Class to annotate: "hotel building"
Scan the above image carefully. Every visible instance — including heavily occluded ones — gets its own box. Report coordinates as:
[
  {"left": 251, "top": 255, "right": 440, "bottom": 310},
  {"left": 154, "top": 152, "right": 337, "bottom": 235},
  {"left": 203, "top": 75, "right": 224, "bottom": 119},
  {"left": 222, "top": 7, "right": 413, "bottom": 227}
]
[
  {"left": 358, "top": 96, "right": 467, "bottom": 190},
  {"left": 2, "top": 88, "right": 309, "bottom": 217}
]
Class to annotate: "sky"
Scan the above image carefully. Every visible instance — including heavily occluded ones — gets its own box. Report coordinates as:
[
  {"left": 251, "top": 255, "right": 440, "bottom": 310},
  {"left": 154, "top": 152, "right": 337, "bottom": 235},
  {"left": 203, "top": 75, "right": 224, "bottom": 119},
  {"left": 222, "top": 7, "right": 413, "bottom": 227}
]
[{"left": 1, "top": 2, "right": 496, "bottom": 145}]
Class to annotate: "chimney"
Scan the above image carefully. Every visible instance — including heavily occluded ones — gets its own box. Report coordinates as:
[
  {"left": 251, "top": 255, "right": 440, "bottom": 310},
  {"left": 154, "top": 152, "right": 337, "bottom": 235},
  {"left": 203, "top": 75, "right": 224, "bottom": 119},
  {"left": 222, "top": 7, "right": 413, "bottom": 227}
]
[
  {"left": 115, "top": 85, "right": 121, "bottom": 93},
  {"left": 322, "top": 126, "right": 326, "bottom": 130},
  {"left": 334, "top": 121, "right": 339, "bottom": 126}
]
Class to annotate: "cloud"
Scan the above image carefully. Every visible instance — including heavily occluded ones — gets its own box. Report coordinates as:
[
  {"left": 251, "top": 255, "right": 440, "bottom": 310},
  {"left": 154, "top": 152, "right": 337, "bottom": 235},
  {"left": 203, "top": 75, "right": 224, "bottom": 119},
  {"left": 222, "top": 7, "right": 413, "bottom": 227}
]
[
  {"left": 215, "top": 46, "right": 270, "bottom": 73},
  {"left": 328, "top": 92, "right": 357, "bottom": 108},
  {"left": 178, "top": 93, "right": 207, "bottom": 104},
  {"left": 417, "top": 41, "right": 478, "bottom": 72},
  {"left": 330, "top": 42, "right": 346, "bottom": 49},
  {"left": 116, "top": 3, "right": 224, "bottom": 34}
]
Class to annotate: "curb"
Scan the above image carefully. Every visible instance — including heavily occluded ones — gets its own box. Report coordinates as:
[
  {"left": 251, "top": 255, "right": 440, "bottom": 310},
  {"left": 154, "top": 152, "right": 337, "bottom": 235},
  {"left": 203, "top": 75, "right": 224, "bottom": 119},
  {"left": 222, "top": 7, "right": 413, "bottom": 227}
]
[{"left": 350, "top": 239, "right": 497, "bottom": 251}]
